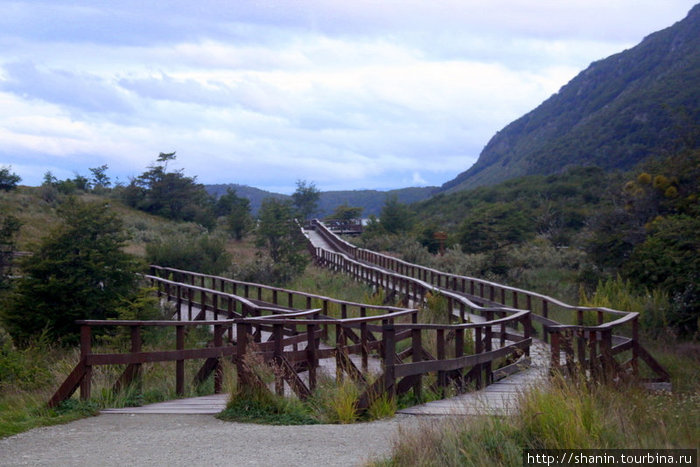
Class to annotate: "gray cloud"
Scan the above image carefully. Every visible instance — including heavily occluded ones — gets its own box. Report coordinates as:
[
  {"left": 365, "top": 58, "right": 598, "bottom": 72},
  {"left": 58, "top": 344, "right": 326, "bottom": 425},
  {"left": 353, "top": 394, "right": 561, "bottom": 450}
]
[
  {"left": 0, "top": 1, "right": 696, "bottom": 192},
  {"left": 1, "top": 61, "right": 132, "bottom": 114}
]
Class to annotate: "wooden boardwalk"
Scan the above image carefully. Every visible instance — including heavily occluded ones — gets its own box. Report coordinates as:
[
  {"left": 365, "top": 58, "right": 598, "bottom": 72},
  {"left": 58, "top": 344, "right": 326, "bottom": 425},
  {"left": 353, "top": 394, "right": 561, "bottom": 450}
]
[
  {"left": 101, "top": 394, "right": 228, "bottom": 415},
  {"left": 398, "top": 340, "right": 549, "bottom": 416},
  {"left": 304, "top": 226, "right": 552, "bottom": 417}
]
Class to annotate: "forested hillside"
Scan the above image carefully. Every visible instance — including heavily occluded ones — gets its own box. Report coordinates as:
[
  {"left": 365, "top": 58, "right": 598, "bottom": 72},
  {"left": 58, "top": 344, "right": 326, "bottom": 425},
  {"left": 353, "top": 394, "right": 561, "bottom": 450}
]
[
  {"left": 206, "top": 183, "right": 435, "bottom": 217},
  {"left": 442, "top": 3, "right": 700, "bottom": 193}
]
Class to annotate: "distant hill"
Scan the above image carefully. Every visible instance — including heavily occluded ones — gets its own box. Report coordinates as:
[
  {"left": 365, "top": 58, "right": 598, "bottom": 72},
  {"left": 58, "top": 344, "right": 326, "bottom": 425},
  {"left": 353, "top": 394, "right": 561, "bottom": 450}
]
[
  {"left": 441, "top": 4, "right": 700, "bottom": 193},
  {"left": 205, "top": 184, "right": 436, "bottom": 217},
  {"left": 205, "top": 184, "right": 287, "bottom": 215}
]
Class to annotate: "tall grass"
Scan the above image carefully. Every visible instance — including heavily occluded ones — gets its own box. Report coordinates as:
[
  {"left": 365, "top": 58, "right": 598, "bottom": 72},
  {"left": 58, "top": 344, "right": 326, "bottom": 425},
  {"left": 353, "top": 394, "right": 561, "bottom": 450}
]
[{"left": 376, "top": 348, "right": 700, "bottom": 466}]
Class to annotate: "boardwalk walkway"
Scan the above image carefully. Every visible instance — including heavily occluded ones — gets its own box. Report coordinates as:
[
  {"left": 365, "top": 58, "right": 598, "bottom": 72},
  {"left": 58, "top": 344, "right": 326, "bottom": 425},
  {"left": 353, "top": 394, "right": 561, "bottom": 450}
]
[{"left": 303, "top": 226, "right": 551, "bottom": 416}]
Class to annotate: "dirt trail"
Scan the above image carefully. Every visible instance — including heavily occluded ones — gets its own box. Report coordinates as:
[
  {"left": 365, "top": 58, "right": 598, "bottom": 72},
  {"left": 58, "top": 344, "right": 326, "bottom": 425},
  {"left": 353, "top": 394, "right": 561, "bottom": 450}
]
[{"left": 0, "top": 413, "right": 427, "bottom": 466}]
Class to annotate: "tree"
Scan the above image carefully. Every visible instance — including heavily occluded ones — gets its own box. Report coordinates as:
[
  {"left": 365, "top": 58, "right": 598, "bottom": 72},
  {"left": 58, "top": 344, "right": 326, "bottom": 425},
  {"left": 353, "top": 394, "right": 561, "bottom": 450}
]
[
  {"left": 1, "top": 199, "right": 141, "bottom": 346},
  {"left": 291, "top": 180, "right": 320, "bottom": 220},
  {"left": 122, "top": 152, "right": 215, "bottom": 227},
  {"left": 255, "top": 198, "right": 308, "bottom": 284},
  {"left": 89, "top": 164, "right": 111, "bottom": 190},
  {"left": 458, "top": 202, "right": 530, "bottom": 253},
  {"left": 326, "top": 204, "right": 363, "bottom": 230},
  {"left": 215, "top": 188, "right": 252, "bottom": 240},
  {"left": 0, "top": 214, "right": 21, "bottom": 289},
  {"left": 380, "top": 195, "right": 413, "bottom": 234},
  {"left": 624, "top": 214, "right": 700, "bottom": 335},
  {"left": 0, "top": 166, "right": 21, "bottom": 191}
]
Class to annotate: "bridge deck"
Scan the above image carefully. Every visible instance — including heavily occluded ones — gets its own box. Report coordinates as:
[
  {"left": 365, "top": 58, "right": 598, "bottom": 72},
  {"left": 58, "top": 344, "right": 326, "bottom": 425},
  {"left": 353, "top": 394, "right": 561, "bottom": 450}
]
[{"left": 304, "top": 226, "right": 551, "bottom": 416}]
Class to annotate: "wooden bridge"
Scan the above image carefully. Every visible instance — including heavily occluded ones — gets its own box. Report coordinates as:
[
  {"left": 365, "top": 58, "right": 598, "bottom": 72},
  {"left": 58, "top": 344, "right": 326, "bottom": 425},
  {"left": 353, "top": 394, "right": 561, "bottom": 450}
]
[{"left": 48, "top": 219, "right": 670, "bottom": 416}]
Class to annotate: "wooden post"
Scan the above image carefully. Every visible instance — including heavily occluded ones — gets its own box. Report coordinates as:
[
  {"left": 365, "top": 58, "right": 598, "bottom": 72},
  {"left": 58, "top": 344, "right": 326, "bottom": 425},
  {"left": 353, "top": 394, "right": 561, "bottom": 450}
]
[
  {"left": 437, "top": 329, "right": 447, "bottom": 391},
  {"left": 484, "top": 311, "right": 493, "bottom": 385},
  {"left": 382, "top": 324, "right": 396, "bottom": 397},
  {"left": 523, "top": 312, "right": 531, "bottom": 357},
  {"left": 214, "top": 324, "right": 223, "bottom": 394},
  {"left": 130, "top": 325, "right": 142, "bottom": 390},
  {"left": 307, "top": 322, "right": 318, "bottom": 391},
  {"left": 188, "top": 288, "right": 193, "bottom": 321},
  {"left": 412, "top": 327, "right": 422, "bottom": 401},
  {"left": 176, "top": 325, "right": 185, "bottom": 396},
  {"left": 474, "top": 326, "right": 483, "bottom": 389},
  {"left": 455, "top": 327, "right": 465, "bottom": 391},
  {"left": 631, "top": 315, "right": 639, "bottom": 377},
  {"left": 335, "top": 323, "right": 344, "bottom": 383},
  {"left": 236, "top": 322, "right": 249, "bottom": 389},
  {"left": 542, "top": 300, "right": 549, "bottom": 344},
  {"left": 550, "top": 330, "right": 560, "bottom": 371},
  {"left": 176, "top": 284, "right": 182, "bottom": 320},
  {"left": 273, "top": 323, "right": 284, "bottom": 396},
  {"left": 80, "top": 325, "right": 92, "bottom": 400}
]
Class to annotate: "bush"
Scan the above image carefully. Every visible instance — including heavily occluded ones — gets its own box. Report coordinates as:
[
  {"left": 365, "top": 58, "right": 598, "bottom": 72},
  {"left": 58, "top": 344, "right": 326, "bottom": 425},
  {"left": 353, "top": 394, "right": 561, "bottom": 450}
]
[
  {"left": 1, "top": 198, "right": 141, "bottom": 346},
  {"left": 580, "top": 276, "right": 671, "bottom": 335},
  {"left": 146, "top": 232, "right": 231, "bottom": 275}
]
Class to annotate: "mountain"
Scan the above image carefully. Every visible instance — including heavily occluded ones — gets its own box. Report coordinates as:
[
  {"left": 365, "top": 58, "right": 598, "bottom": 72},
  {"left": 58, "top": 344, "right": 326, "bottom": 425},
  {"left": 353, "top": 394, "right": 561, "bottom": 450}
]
[
  {"left": 205, "top": 184, "right": 436, "bottom": 216},
  {"left": 205, "top": 184, "right": 287, "bottom": 215},
  {"left": 441, "top": 4, "right": 700, "bottom": 193}
]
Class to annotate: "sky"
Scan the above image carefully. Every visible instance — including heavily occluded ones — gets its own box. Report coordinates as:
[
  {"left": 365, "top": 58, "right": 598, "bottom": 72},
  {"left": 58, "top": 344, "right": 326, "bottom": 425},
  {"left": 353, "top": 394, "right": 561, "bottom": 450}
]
[{"left": 0, "top": 1, "right": 696, "bottom": 194}]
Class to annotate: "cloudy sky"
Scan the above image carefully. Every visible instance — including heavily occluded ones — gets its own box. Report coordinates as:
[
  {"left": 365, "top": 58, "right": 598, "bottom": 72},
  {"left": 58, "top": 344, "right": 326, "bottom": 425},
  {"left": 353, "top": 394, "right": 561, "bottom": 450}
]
[{"left": 0, "top": 1, "right": 696, "bottom": 193}]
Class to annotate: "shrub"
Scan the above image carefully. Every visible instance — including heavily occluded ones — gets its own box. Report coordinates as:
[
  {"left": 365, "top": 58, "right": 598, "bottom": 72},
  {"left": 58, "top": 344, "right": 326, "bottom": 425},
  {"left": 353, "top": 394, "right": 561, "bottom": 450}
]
[
  {"left": 146, "top": 232, "right": 231, "bottom": 275},
  {"left": 1, "top": 198, "right": 141, "bottom": 346}
]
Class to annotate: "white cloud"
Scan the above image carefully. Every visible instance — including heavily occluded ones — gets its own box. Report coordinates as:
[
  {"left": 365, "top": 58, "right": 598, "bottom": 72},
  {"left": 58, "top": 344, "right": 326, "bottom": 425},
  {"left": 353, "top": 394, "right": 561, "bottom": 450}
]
[{"left": 0, "top": 0, "right": 696, "bottom": 192}]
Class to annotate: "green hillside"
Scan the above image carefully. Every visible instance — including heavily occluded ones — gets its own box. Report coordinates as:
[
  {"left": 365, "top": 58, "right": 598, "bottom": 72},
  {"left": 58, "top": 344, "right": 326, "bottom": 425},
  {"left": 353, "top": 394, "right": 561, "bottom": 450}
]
[{"left": 441, "top": 3, "right": 700, "bottom": 193}]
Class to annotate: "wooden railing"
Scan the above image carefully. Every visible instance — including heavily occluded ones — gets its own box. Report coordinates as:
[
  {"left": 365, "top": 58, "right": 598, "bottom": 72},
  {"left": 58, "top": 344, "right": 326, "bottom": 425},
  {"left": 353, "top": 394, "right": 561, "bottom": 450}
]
[
  {"left": 308, "top": 219, "right": 670, "bottom": 385},
  {"left": 50, "top": 263, "right": 534, "bottom": 408},
  {"left": 48, "top": 319, "right": 237, "bottom": 407},
  {"left": 147, "top": 267, "right": 532, "bottom": 402}
]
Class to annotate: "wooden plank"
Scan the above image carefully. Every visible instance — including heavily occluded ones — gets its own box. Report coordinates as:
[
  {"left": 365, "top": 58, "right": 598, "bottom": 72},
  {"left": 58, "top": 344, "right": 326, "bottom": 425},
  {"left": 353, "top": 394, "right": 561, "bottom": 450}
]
[
  {"left": 48, "top": 358, "right": 87, "bottom": 408},
  {"left": 87, "top": 346, "right": 236, "bottom": 365},
  {"left": 394, "top": 339, "right": 531, "bottom": 378}
]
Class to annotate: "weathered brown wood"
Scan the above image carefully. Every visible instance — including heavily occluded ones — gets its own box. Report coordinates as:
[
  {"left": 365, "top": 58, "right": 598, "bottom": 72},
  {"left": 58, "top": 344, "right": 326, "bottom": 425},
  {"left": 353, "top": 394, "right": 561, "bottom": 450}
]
[
  {"left": 48, "top": 358, "right": 88, "bottom": 408},
  {"left": 394, "top": 339, "right": 531, "bottom": 378},
  {"left": 411, "top": 328, "right": 422, "bottom": 400},
  {"left": 80, "top": 325, "right": 92, "bottom": 401},
  {"left": 176, "top": 325, "right": 185, "bottom": 395},
  {"left": 382, "top": 324, "right": 396, "bottom": 397},
  {"left": 113, "top": 325, "right": 142, "bottom": 393}
]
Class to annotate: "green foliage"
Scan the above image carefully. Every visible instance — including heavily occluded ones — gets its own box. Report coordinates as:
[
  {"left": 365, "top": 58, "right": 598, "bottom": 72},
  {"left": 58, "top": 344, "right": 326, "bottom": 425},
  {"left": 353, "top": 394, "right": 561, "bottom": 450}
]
[
  {"left": 214, "top": 188, "right": 252, "bottom": 240},
  {"left": 0, "top": 329, "right": 53, "bottom": 391},
  {"left": 310, "top": 376, "right": 360, "bottom": 424},
  {"left": 458, "top": 202, "right": 531, "bottom": 253},
  {"left": 219, "top": 396, "right": 319, "bottom": 425},
  {"left": 0, "top": 166, "right": 21, "bottom": 191},
  {"left": 325, "top": 204, "right": 363, "bottom": 226},
  {"left": 580, "top": 276, "right": 671, "bottom": 335},
  {"left": 379, "top": 195, "right": 413, "bottom": 234},
  {"left": 122, "top": 152, "right": 215, "bottom": 227},
  {"left": 378, "top": 374, "right": 700, "bottom": 466},
  {"left": 291, "top": 179, "right": 320, "bottom": 220},
  {"left": 0, "top": 214, "right": 21, "bottom": 288},
  {"left": 146, "top": 232, "right": 231, "bottom": 275},
  {"left": 254, "top": 198, "right": 308, "bottom": 284},
  {"left": 89, "top": 164, "right": 111, "bottom": 191},
  {"left": 625, "top": 215, "right": 700, "bottom": 335},
  {"left": 1, "top": 198, "right": 141, "bottom": 346}
]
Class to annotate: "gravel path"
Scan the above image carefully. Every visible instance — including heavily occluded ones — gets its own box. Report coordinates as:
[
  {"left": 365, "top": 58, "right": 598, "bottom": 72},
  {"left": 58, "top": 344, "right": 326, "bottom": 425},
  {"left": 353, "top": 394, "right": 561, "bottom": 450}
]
[{"left": 0, "top": 413, "right": 425, "bottom": 466}]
